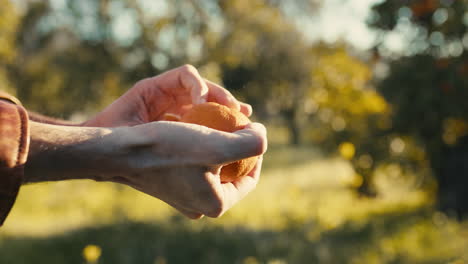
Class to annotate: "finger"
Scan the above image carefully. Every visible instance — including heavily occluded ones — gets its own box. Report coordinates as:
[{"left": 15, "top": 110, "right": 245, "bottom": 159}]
[
  {"left": 162, "top": 113, "right": 181, "bottom": 121},
  {"left": 180, "top": 210, "right": 204, "bottom": 220},
  {"left": 218, "top": 123, "right": 267, "bottom": 164},
  {"left": 240, "top": 102, "right": 253, "bottom": 117},
  {"left": 186, "top": 213, "right": 204, "bottom": 220},
  {"left": 246, "top": 155, "right": 263, "bottom": 181},
  {"left": 205, "top": 79, "right": 252, "bottom": 117},
  {"left": 150, "top": 121, "right": 266, "bottom": 166},
  {"left": 229, "top": 155, "right": 263, "bottom": 195},
  {"left": 214, "top": 157, "right": 263, "bottom": 214},
  {"left": 205, "top": 79, "right": 241, "bottom": 111},
  {"left": 217, "top": 165, "right": 260, "bottom": 212},
  {"left": 178, "top": 65, "right": 209, "bottom": 105},
  {"left": 173, "top": 205, "right": 204, "bottom": 220}
]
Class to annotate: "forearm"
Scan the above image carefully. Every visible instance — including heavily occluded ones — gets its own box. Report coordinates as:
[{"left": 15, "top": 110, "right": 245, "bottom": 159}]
[
  {"left": 24, "top": 121, "right": 115, "bottom": 183},
  {"left": 22, "top": 121, "right": 179, "bottom": 185}
]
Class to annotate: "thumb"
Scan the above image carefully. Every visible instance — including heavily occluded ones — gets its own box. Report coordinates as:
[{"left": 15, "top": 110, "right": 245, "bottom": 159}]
[{"left": 215, "top": 122, "right": 268, "bottom": 164}]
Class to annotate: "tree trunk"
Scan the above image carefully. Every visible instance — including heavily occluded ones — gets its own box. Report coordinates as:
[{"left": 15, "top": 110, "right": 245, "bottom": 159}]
[
  {"left": 284, "top": 107, "right": 301, "bottom": 145},
  {"left": 355, "top": 167, "right": 377, "bottom": 197},
  {"left": 437, "top": 135, "right": 468, "bottom": 219}
]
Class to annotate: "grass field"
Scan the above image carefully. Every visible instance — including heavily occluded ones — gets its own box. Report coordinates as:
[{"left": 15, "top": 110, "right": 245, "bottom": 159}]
[{"left": 0, "top": 144, "right": 467, "bottom": 264}]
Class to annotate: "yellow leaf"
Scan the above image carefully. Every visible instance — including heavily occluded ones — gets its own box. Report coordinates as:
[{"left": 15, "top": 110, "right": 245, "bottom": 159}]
[
  {"left": 339, "top": 142, "right": 355, "bottom": 160},
  {"left": 83, "top": 244, "right": 102, "bottom": 263}
]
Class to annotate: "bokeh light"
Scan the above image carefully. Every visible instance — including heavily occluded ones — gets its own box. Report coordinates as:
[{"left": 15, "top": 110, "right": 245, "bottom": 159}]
[{"left": 1, "top": 0, "right": 468, "bottom": 263}]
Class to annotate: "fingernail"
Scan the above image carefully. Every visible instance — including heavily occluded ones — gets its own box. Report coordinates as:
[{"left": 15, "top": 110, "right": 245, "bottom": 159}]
[{"left": 195, "top": 97, "right": 206, "bottom": 105}]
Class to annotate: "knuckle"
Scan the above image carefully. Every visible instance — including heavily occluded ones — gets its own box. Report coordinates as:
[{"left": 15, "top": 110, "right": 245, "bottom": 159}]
[
  {"left": 185, "top": 213, "right": 203, "bottom": 220},
  {"left": 201, "top": 193, "right": 225, "bottom": 218},
  {"left": 180, "top": 64, "right": 198, "bottom": 74},
  {"left": 133, "top": 78, "right": 150, "bottom": 88},
  {"left": 205, "top": 200, "right": 225, "bottom": 218},
  {"left": 250, "top": 130, "right": 268, "bottom": 156}
]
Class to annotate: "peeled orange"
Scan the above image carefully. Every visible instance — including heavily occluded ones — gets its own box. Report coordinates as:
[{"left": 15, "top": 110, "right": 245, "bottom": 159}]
[{"left": 167, "top": 102, "right": 258, "bottom": 182}]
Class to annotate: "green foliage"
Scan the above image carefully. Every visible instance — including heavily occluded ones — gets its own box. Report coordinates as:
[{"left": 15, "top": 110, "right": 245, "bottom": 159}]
[
  {"left": 4, "top": 0, "right": 468, "bottom": 261},
  {"left": 7, "top": 0, "right": 451, "bottom": 210},
  {"left": 0, "top": 0, "right": 19, "bottom": 93},
  {"left": 1, "top": 147, "right": 467, "bottom": 264},
  {"left": 1, "top": 210, "right": 467, "bottom": 264},
  {"left": 368, "top": 0, "right": 468, "bottom": 215},
  {"left": 8, "top": 0, "right": 322, "bottom": 121},
  {"left": 202, "top": 0, "right": 317, "bottom": 144},
  {"left": 369, "top": 0, "right": 467, "bottom": 42},
  {"left": 10, "top": 1, "right": 130, "bottom": 117}
]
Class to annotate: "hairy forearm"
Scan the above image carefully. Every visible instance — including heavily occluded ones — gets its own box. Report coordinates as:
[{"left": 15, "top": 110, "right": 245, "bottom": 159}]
[
  {"left": 24, "top": 121, "right": 115, "bottom": 183},
  {"left": 22, "top": 121, "right": 182, "bottom": 185}
]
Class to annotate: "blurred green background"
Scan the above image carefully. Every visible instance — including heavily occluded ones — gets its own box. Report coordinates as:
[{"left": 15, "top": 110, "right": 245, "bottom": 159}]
[{"left": 1, "top": 0, "right": 468, "bottom": 263}]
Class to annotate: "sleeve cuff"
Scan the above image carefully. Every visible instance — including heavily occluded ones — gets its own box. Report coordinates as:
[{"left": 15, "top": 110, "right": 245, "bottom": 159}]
[
  {"left": 0, "top": 95, "right": 29, "bottom": 226},
  {"left": 0, "top": 91, "right": 22, "bottom": 106}
]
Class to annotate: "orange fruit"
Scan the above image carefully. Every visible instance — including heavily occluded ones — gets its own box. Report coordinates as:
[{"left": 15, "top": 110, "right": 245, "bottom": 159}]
[{"left": 180, "top": 102, "right": 258, "bottom": 182}]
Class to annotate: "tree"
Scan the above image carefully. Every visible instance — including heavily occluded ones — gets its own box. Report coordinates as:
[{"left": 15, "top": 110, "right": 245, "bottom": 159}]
[
  {"left": 10, "top": 0, "right": 323, "bottom": 144},
  {"left": 11, "top": 0, "right": 126, "bottom": 117},
  {"left": 368, "top": 0, "right": 468, "bottom": 216},
  {"left": 0, "top": 0, "right": 20, "bottom": 94},
  {"left": 200, "top": 0, "right": 316, "bottom": 145}
]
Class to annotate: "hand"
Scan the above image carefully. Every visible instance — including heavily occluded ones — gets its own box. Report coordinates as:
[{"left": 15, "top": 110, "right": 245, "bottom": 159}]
[
  {"left": 25, "top": 120, "right": 267, "bottom": 219},
  {"left": 105, "top": 121, "right": 267, "bottom": 219},
  {"left": 85, "top": 65, "right": 252, "bottom": 127}
]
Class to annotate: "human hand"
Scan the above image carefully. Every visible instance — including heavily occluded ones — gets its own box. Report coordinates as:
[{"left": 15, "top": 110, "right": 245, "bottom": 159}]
[
  {"left": 102, "top": 121, "right": 267, "bottom": 219},
  {"left": 25, "top": 119, "right": 266, "bottom": 218},
  {"left": 85, "top": 65, "right": 252, "bottom": 127},
  {"left": 25, "top": 64, "right": 265, "bottom": 219},
  {"left": 25, "top": 119, "right": 266, "bottom": 219}
]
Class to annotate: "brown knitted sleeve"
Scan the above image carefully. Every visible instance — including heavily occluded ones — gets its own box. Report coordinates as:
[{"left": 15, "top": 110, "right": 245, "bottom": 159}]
[{"left": 0, "top": 92, "right": 29, "bottom": 226}]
